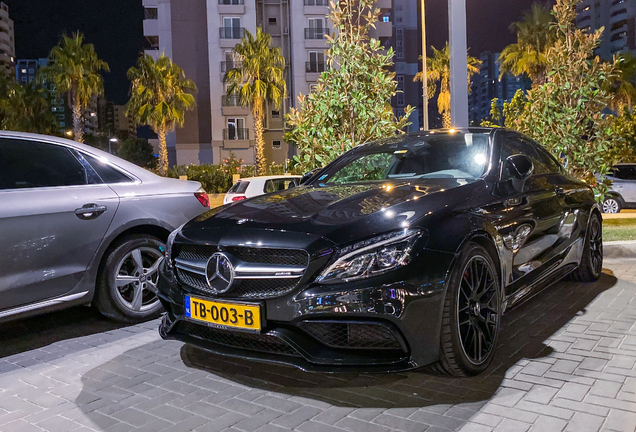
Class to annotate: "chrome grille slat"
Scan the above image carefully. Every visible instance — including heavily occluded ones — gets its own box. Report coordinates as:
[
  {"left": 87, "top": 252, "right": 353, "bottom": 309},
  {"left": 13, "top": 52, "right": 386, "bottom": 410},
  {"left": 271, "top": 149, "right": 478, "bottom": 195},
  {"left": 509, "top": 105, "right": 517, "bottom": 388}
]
[{"left": 174, "top": 244, "right": 309, "bottom": 299}]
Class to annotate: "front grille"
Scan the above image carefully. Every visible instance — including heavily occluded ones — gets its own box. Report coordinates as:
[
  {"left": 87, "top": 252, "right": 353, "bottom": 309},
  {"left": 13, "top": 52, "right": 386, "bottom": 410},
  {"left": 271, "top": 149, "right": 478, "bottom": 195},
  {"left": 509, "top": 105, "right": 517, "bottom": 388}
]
[
  {"left": 175, "top": 321, "right": 300, "bottom": 357},
  {"left": 298, "top": 321, "right": 404, "bottom": 350},
  {"left": 175, "top": 244, "right": 309, "bottom": 299}
]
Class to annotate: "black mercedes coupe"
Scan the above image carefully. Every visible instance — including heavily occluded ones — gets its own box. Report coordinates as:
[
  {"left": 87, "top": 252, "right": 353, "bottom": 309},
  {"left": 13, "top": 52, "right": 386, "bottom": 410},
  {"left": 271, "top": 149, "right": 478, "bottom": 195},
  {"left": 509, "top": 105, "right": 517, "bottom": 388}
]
[{"left": 157, "top": 128, "right": 602, "bottom": 376}]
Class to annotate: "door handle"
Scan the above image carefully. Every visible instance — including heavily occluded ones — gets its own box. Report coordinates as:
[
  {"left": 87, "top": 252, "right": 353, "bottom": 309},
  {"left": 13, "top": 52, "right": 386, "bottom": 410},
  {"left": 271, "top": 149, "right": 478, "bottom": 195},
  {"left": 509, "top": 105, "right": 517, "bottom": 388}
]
[
  {"left": 555, "top": 187, "right": 565, "bottom": 196},
  {"left": 75, "top": 204, "right": 107, "bottom": 220}
]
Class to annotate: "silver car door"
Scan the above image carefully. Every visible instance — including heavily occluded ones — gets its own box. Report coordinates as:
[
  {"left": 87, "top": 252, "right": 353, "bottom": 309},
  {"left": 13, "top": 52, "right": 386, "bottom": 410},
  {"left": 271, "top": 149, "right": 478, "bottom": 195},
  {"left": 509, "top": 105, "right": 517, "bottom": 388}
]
[
  {"left": 0, "top": 138, "right": 119, "bottom": 310},
  {"left": 616, "top": 166, "right": 636, "bottom": 203}
]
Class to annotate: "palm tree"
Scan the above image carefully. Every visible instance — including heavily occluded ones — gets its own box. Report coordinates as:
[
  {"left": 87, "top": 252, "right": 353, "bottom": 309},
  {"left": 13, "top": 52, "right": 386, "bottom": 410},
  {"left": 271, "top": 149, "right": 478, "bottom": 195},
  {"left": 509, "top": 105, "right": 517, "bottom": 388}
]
[
  {"left": 499, "top": 3, "right": 556, "bottom": 86},
  {"left": 224, "top": 27, "right": 286, "bottom": 175},
  {"left": 0, "top": 81, "right": 57, "bottom": 134},
  {"left": 608, "top": 52, "right": 636, "bottom": 110},
  {"left": 40, "top": 32, "right": 109, "bottom": 143},
  {"left": 126, "top": 53, "right": 196, "bottom": 176},
  {"left": 414, "top": 43, "right": 481, "bottom": 129}
]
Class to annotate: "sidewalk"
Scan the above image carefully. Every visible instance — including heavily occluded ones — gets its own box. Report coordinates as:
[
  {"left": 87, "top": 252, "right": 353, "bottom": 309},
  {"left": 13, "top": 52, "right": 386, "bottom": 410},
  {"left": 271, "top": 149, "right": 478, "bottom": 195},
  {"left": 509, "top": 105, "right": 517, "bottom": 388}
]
[{"left": 0, "top": 259, "right": 635, "bottom": 432}]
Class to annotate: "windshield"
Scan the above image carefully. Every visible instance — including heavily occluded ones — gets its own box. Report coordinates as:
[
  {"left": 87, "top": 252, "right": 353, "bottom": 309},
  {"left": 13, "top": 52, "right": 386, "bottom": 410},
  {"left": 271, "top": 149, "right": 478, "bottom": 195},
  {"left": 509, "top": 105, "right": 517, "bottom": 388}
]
[{"left": 319, "top": 132, "right": 491, "bottom": 184}]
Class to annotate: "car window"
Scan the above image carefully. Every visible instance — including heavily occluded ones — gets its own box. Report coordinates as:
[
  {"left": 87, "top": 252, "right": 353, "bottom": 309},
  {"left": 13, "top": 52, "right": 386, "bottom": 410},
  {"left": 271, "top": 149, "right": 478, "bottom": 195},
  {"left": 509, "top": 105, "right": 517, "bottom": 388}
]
[
  {"left": 264, "top": 178, "right": 298, "bottom": 193},
  {"left": 229, "top": 180, "right": 249, "bottom": 194},
  {"left": 0, "top": 138, "right": 88, "bottom": 190},
  {"left": 500, "top": 133, "right": 555, "bottom": 178},
  {"left": 82, "top": 153, "right": 134, "bottom": 184},
  {"left": 615, "top": 166, "right": 636, "bottom": 180},
  {"left": 532, "top": 141, "right": 561, "bottom": 174}
]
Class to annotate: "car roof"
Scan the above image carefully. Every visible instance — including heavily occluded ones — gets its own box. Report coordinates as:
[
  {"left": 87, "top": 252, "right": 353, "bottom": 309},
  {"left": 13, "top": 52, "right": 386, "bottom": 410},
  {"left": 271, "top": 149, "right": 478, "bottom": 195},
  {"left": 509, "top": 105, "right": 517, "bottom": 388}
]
[
  {"left": 237, "top": 175, "right": 302, "bottom": 181},
  {"left": 0, "top": 131, "right": 158, "bottom": 182}
]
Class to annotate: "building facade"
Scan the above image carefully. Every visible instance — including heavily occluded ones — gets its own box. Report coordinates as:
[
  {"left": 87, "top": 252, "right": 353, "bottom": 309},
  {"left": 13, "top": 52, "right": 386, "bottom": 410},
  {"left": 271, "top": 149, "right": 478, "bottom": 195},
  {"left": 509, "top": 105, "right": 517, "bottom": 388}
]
[
  {"left": 577, "top": 0, "right": 636, "bottom": 58},
  {"left": 16, "top": 58, "right": 71, "bottom": 134},
  {"left": 0, "top": 2, "right": 14, "bottom": 78},
  {"left": 468, "top": 51, "right": 530, "bottom": 125},
  {"left": 142, "top": 0, "right": 413, "bottom": 167}
]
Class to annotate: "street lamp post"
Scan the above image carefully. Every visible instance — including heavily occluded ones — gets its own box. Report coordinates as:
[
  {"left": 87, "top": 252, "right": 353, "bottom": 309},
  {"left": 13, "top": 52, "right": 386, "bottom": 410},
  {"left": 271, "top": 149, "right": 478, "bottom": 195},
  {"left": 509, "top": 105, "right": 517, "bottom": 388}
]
[
  {"left": 421, "top": 0, "right": 429, "bottom": 131},
  {"left": 449, "top": 0, "right": 469, "bottom": 128},
  {"left": 109, "top": 137, "right": 118, "bottom": 154}
]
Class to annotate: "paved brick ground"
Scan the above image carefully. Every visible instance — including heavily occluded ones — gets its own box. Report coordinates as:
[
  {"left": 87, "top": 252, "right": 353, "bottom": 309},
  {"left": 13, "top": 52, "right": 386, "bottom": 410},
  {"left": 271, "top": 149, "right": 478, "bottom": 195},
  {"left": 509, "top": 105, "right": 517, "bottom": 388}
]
[{"left": 1, "top": 258, "right": 635, "bottom": 432}]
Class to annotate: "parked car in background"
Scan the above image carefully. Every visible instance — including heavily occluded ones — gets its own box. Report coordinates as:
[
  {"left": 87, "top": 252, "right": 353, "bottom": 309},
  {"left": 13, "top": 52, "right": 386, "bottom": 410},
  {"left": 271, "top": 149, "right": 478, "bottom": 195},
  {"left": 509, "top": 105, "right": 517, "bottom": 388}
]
[
  {"left": 158, "top": 128, "right": 602, "bottom": 376},
  {"left": 0, "top": 132, "right": 209, "bottom": 323},
  {"left": 223, "top": 175, "right": 302, "bottom": 205},
  {"left": 602, "top": 163, "right": 636, "bottom": 213}
]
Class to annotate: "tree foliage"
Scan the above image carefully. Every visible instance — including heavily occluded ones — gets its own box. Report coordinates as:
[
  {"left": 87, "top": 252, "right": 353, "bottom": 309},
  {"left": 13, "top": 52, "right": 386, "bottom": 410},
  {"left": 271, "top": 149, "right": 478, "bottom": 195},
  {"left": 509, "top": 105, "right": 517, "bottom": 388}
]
[
  {"left": 127, "top": 53, "right": 196, "bottom": 176},
  {"left": 413, "top": 43, "right": 481, "bottom": 129},
  {"left": 510, "top": 0, "right": 631, "bottom": 198},
  {"left": 0, "top": 81, "right": 57, "bottom": 134},
  {"left": 40, "top": 33, "right": 109, "bottom": 143},
  {"left": 286, "top": 0, "right": 414, "bottom": 172},
  {"left": 224, "top": 27, "right": 287, "bottom": 176},
  {"left": 118, "top": 137, "right": 158, "bottom": 169}
]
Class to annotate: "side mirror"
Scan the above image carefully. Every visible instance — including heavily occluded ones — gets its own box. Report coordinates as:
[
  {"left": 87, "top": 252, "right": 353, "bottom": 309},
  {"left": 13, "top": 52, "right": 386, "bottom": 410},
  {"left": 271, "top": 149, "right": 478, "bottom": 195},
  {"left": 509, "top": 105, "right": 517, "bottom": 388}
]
[
  {"left": 505, "top": 154, "right": 533, "bottom": 192},
  {"left": 299, "top": 168, "right": 320, "bottom": 185}
]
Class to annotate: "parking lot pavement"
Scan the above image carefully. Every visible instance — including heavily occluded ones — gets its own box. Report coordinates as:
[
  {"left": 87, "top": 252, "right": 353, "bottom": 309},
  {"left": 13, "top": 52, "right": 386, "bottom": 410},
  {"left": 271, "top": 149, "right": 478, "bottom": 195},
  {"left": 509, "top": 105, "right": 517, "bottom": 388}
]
[{"left": 1, "top": 259, "right": 635, "bottom": 432}]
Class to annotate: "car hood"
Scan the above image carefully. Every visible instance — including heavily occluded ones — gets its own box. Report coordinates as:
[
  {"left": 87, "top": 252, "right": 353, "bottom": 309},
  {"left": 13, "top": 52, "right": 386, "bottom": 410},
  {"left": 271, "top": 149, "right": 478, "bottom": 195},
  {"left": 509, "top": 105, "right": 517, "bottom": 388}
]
[{"left": 182, "top": 179, "right": 483, "bottom": 245}]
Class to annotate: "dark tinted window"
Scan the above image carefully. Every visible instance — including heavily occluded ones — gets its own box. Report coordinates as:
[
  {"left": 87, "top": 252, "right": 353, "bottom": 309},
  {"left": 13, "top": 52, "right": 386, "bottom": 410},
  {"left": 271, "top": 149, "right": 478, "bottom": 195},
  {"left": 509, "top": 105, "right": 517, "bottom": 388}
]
[
  {"left": 614, "top": 165, "right": 636, "bottom": 180},
  {"left": 83, "top": 153, "right": 133, "bottom": 183},
  {"left": 264, "top": 178, "right": 297, "bottom": 193},
  {"left": 0, "top": 139, "right": 87, "bottom": 189},
  {"left": 500, "top": 134, "right": 558, "bottom": 177},
  {"left": 228, "top": 180, "right": 249, "bottom": 193}
]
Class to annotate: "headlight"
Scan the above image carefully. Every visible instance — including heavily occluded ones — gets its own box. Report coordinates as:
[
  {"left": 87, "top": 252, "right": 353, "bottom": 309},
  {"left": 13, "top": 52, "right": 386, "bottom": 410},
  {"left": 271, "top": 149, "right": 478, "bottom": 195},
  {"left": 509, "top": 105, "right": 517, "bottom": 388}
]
[
  {"left": 165, "top": 223, "right": 186, "bottom": 269},
  {"left": 316, "top": 229, "right": 423, "bottom": 284}
]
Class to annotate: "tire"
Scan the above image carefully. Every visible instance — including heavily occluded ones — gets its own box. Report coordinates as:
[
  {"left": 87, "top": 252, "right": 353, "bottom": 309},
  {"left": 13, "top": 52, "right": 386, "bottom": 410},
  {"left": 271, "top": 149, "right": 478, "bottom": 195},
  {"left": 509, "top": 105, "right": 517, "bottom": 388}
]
[
  {"left": 94, "top": 234, "right": 165, "bottom": 323},
  {"left": 602, "top": 197, "right": 621, "bottom": 214},
  {"left": 570, "top": 213, "right": 603, "bottom": 282},
  {"left": 436, "top": 243, "right": 501, "bottom": 376}
]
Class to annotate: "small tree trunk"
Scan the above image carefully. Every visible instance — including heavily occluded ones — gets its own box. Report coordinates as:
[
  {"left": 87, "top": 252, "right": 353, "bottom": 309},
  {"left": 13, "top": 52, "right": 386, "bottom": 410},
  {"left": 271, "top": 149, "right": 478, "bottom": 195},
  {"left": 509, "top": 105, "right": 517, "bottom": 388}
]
[
  {"left": 158, "top": 126, "right": 169, "bottom": 176},
  {"left": 254, "top": 112, "right": 266, "bottom": 176},
  {"left": 72, "top": 94, "right": 83, "bottom": 143},
  {"left": 443, "top": 110, "right": 452, "bottom": 129}
]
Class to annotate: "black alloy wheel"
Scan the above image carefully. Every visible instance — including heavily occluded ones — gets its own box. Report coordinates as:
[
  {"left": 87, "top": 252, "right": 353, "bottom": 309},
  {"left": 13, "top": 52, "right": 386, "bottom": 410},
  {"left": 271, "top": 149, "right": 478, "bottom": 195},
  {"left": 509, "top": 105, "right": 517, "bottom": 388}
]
[
  {"left": 436, "top": 243, "right": 501, "bottom": 376},
  {"left": 570, "top": 213, "right": 603, "bottom": 282}
]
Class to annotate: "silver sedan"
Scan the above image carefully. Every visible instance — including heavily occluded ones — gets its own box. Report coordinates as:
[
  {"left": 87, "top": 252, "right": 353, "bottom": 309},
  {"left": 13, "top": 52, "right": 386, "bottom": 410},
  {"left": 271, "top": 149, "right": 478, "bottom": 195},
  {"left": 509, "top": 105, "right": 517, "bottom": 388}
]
[{"left": 0, "top": 132, "right": 209, "bottom": 323}]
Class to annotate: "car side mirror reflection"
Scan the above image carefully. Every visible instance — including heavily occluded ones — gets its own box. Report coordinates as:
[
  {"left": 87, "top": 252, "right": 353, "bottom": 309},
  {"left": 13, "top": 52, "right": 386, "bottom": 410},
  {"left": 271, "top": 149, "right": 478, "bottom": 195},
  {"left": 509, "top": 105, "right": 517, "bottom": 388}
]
[{"left": 505, "top": 154, "right": 534, "bottom": 192}]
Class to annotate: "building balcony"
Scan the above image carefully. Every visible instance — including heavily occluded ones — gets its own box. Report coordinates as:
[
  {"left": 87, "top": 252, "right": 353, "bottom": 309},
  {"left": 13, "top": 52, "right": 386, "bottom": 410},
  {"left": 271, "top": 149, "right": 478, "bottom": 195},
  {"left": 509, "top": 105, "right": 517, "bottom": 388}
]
[
  {"left": 143, "top": 19, "right": 158, "bottom": 37},
  {"left": 218, "top": 0, "right": 245, "bottom": 14},
  {"left": 221, "top": 95, "right": 249, "bottom": 115},
  {"left": 374, "top": 0, "right": 392, "bottom": 8},
  {"left": 219, "top": 27, "right": 245, "bottom": 48},
  {"left": 304, "top": 0, "right": 328, "bottom": 15},
  {"left": 304, "top": 28, "right": 329, "bottom": 48},
  {"left": 223, "top": 128, "right": 251, "bottom": 148},
  {"left": 305, "top": 62, "right": 327, "bottom": 82}
]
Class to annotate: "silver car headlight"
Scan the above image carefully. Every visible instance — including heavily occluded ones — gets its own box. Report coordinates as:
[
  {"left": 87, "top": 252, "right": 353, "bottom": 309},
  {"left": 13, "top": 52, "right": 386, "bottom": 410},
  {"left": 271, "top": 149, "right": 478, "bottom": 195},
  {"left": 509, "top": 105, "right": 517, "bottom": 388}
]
[
  {"left": 316, "top": 229, "right": 423, "bottom": 284},
  {"left": 165, "top": 223, "right": 186, "bottom": 270}
]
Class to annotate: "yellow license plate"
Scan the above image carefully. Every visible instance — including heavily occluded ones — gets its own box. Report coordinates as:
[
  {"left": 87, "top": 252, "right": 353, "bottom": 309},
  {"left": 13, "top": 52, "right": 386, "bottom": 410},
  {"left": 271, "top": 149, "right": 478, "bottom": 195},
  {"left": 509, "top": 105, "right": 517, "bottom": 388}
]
[{"left": 185, "top": 296, "right": 262, "bottom": 331}]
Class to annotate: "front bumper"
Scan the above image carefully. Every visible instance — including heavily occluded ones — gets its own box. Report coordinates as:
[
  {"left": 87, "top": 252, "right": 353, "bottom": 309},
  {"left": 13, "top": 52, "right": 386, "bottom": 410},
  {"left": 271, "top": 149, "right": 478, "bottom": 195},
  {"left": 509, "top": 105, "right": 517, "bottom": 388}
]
[{"left": 157, "top": 248, "right": 454, "bottom": 372}]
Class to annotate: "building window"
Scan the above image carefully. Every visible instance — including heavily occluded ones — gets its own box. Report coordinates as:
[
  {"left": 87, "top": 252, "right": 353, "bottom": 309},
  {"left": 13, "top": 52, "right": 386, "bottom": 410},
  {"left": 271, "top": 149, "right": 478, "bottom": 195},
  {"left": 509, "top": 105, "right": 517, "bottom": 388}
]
[
  {"left": 307, "top": 51, "right": 326, "bottom": 72},
  {"left": 382, "top": 14, "right": 390, "bottom": 23},
  {"left": 306, "top": 18, "right": 324, "bottom": 39},
  {"left": 221, "top": 17, "right": 242, "bottom": 39},
  {"left": 396, "top": 29, "right": 404, "bottom": 59},
  {"left": 226, "top": 118, "right": 246, "bottom": 140},
  {"left": 271, "top": 110, "right": 280, "bottom": 118},
  {"left": 144, "top": 8, "right": 158, "bottom": 20},
  {"left": 272, "top": 140, "right": 281, "bottom": 149},
  {"left": 268, "top": 17, "right": 277, "bottom": 25},
  {"left": 396, "top": 17, "right": 403, "bottom": 23},
  {"left": 145, "top": 36, "right": 159, "bottom": 49}
]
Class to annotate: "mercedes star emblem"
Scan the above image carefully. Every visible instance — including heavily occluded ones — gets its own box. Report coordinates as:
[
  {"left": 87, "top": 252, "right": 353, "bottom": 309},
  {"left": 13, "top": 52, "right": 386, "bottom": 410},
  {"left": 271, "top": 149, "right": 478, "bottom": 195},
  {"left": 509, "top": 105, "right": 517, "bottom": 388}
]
[{"left": 205, "top": 252, "right": 234, "bottom": 293}]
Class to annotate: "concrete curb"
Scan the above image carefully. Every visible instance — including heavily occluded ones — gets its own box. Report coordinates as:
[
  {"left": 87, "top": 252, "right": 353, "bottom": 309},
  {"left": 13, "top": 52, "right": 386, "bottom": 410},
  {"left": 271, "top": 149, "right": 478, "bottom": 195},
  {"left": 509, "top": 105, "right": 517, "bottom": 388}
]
[{"left": 604, "top": 240, "right": 636, "bottom": 258}]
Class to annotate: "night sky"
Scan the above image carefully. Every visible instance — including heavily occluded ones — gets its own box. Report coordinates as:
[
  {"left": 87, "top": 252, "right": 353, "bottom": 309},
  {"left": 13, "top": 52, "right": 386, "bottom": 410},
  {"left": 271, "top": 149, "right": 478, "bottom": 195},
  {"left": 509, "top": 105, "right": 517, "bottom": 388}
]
[{"left": 6, "top": 0, "right": 554, "bottom": 105}]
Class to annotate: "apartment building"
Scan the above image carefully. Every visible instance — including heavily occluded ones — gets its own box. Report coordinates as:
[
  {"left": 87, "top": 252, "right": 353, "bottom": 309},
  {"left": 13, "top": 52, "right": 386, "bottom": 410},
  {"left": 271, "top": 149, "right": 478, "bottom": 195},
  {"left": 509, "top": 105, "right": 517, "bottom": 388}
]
[
  {"left": 0, "top": 2, "right": 14, "bottom": 78},
  {"left": 468, "top": 51, "right": 530, "bottom": 125},
  {"left": 143, "top": 0, "right": 413, "bottom": 167},
  {"left": 98, "top": 99, "right": 137, "bottom": 139},
  {"left": 16, "top": 58, "right": 71, "bottom": 134},
  {"left": 577, "top": 0, "right": 636, "bottom": 58}
]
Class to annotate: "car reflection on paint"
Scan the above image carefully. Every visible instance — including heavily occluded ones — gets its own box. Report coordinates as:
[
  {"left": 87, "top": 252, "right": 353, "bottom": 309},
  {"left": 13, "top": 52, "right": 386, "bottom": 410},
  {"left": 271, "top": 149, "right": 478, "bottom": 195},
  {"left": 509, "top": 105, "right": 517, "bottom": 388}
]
[{"left": 157, "top": 128, "right": 602, "bottom": 376}]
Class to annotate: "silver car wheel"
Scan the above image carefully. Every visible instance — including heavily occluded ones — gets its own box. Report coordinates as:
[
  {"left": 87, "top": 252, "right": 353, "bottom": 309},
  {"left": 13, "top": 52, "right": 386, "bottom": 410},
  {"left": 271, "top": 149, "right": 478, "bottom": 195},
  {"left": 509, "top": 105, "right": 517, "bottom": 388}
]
[
  {"left": 603, "top": 198, "right": 620, "bottom": 214},
  {"left": 114, "top": 247, "right": 163, "bottom": 312}
]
